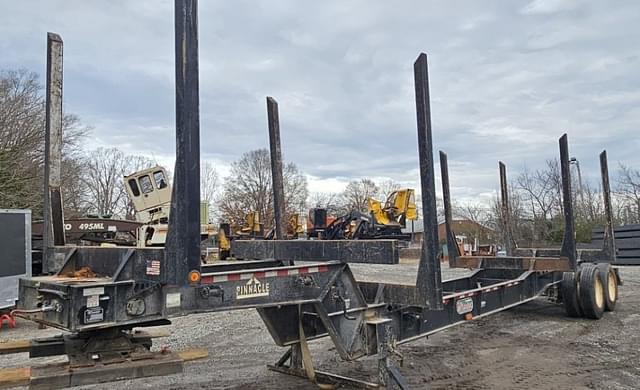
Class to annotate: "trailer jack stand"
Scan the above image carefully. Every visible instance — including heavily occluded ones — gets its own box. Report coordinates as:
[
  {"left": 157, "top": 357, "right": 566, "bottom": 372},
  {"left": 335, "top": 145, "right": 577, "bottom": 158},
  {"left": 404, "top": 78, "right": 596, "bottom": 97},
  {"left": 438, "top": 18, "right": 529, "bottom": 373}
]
[
  {"left": 378, "top": 325, "right": 410, "bottom": 390},
  {"left": 268, "top": 343, "right": 409, "bottom": 389},
  {"left": 268, "top": 345, "right": 376, "bottom": 389},
  {"left": 268, "top": 317, "right": 409, "bottom": 390}
]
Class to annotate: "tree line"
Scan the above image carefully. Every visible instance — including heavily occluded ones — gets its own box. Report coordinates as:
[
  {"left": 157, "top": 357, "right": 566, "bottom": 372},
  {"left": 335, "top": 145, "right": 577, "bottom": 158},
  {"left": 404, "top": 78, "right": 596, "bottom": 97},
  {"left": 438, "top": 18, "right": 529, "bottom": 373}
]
[
  {"left": 457, "top": 158, "right": 640, "bottom": 246},
  {"left": 2, "top": 68, "right": 640, "bottom": 246}
]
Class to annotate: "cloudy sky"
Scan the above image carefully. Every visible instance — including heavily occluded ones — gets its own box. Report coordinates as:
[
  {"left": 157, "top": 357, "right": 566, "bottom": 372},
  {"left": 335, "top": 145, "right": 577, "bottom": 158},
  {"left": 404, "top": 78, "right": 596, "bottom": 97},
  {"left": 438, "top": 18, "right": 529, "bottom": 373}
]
[{"left": 1, "top": 0, "right": 639, "bottom": 204}]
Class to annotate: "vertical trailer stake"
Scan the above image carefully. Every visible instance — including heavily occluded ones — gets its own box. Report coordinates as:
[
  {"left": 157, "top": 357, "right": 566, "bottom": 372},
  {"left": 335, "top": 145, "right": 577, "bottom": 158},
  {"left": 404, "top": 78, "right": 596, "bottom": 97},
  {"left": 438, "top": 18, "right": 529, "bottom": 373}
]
[
  {"left": 439, "top": 151, "right": 460, "bottom": 265},
  {"left": 43, "top": 32, "right": 66, "bottom": 272},
  {"left": 165, "top": 0, "right": 202, "bottom": 284},
  {"left": 600, "top": 151, "right": 616, "bottom": 260},
  {"left": 559, "top": 134, "right": 577, "bottom": 269},
  {"left": 499, "top": 161, "right": 515, "bottom": 255},
  {"left": 413, "top": 53, "right": 443, "bottom": 309},
  {"left": 267, "top": 97, "right": 286, "bottom": 239}
]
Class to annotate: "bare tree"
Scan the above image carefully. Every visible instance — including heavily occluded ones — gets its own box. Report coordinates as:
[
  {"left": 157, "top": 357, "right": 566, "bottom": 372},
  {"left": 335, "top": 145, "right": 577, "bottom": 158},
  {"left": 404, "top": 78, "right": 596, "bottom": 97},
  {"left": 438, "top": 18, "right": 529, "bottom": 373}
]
[
  {"left": 617, "top": 163, "right": 640, "bottom": 224},
  {"left": 454, "top": 201, "right": 490, "bottom": 225},
  {"left": 515, "top": 159, "right": 563, "bottom": 242},
  {"left": 486, "top": 184, "right": 531, "bottom": 247},
  {"left": 378, "top": 179, "right": 402, "bottom": 201},
  {"left": 201, "top": 161, "right": 220, "bottom": 223},
  {"left": 218, "top": 149, "right": 308, "bottom": 230},
  {"left": 308, "top": 192, "right": 340, "bottom": 216},
  {"left": 82, "top": 148, "right": 129, "bottom": 217},
  {"left": 340, "top": 179, "right": 379, "bottom": 213},
  {"left": 0, "top": 69, "right": 88, "bottom": 217},
  {"left": 82, "top": 148, "right": 154, "bottom": 219}
]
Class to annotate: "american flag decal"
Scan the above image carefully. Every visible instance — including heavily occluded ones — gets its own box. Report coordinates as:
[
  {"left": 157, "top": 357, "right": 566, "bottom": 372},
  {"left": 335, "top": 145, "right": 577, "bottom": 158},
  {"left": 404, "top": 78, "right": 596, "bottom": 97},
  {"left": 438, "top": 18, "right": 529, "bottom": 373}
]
[{"left": 146, "top": 260, "right": 161, "bottom": 276}]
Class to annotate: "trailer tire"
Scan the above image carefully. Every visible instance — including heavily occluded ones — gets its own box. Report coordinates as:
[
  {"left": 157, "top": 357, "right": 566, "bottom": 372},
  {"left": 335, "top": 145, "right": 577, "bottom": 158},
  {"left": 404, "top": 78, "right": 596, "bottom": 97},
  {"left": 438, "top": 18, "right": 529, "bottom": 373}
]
[
  {"left": 597, "top": 263, "right": 618, "bottom": 312},
  {"left": 561, "top": 271, "right": 582, "bottom": 318},
  {"left": 578, "top": 264, "right": 605, "bottom": 319}
]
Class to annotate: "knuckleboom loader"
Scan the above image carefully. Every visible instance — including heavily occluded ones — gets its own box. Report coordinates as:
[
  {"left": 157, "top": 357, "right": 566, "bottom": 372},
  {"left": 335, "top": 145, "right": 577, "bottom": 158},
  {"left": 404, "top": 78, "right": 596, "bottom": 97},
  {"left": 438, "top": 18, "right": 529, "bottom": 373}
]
[
  {"left": 323, "top": 188, "right": 418, "bottom": 240},
  {"left": 124, "top": 166, "right": 215, "bottom": 248}
]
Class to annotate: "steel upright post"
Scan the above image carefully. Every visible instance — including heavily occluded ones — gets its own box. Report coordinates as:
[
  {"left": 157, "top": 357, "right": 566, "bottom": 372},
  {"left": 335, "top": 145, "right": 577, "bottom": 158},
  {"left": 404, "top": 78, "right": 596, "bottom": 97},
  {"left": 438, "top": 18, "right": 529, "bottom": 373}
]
[
  {"left": 559, "top": 134, "right": 577, "bottom": 269},
  {"left": 414, "top": 53, "right": 443, "bottom": 309},
  {"left": 166, "top": 0, "right": 202, "bottom": 285},
  {"left": 439, "top": 151, "right": 460, "bottom": 264},
  {"left": 267, "top": 97, "right": 286, "bottom": 240},
  {"left": 600, "top": 150, "right": 616, "bottom": 260},
  {"left": 43, "top": 32, "right": 66, "bottom": 272},
  {"left": 499, "top": 161, "right": 515, "bottom": 255}
]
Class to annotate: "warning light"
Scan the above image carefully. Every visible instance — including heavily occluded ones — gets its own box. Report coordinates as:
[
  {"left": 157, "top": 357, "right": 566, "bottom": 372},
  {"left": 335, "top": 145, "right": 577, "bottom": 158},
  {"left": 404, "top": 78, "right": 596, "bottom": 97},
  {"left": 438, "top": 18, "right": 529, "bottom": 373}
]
[{"left": 188, "top": 270, "right": 201, "bottom": 283}]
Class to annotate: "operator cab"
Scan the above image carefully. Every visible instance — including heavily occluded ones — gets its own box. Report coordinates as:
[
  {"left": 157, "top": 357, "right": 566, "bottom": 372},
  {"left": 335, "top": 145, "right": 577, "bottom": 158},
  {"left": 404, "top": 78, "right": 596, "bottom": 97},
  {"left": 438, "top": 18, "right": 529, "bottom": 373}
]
[{"left": 124, "top": 166, "right": 171, "bottom": 224}]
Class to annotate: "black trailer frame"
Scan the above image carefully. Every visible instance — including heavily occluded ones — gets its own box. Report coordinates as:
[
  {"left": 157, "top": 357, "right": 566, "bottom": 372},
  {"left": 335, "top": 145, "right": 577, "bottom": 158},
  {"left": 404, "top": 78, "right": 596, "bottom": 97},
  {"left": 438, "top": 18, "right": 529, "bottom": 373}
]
[{"left": 14, "top": 2, "right": 620, "bottom": 389}]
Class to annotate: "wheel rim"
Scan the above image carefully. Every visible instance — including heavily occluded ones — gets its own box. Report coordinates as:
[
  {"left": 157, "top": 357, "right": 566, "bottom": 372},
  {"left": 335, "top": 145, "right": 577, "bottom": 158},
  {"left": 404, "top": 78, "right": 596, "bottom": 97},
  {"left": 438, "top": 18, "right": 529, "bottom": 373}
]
[
  {"left": 607, "top": 271, "right": 617, "bottom": 302},
  {"left": 595, "top": 276, "right": 605, "bottom": 309}
]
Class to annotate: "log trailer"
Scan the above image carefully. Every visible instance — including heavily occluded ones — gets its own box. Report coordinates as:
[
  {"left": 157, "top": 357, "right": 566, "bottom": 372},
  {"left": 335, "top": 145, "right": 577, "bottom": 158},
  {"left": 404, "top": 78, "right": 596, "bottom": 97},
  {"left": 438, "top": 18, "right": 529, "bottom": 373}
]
[{"left": 10, "top": 1, "right": 621, "bottom": 389}]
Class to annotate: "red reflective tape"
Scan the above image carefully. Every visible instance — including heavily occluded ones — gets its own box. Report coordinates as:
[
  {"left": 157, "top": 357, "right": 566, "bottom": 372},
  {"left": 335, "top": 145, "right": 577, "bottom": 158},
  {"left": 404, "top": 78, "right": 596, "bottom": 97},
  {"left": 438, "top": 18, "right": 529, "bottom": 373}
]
[
  {"left": 201, "top": 276, "right": 213, "bottom": 284},
  {"left": 319, "top": 265, "right": 329, "bottom": 272},
  {"left": 228, "top": 273, "right": 241, "bottom": 281},
  {"left": 254, "top": 271, "right": 265, "bottom": 279},
  {"left": 277, "top": 270, "right": 289, "bottom": 277},
  {"left": 298, "top": 267, "right": 309, "bottom": 274}
]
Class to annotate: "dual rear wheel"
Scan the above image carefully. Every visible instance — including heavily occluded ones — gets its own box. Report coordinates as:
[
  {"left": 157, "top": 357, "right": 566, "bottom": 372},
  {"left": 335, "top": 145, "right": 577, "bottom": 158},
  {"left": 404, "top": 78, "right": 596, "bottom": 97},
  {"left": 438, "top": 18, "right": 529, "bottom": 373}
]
[{"left": 561, "top": 263, "right": 618, "bottom": 319}]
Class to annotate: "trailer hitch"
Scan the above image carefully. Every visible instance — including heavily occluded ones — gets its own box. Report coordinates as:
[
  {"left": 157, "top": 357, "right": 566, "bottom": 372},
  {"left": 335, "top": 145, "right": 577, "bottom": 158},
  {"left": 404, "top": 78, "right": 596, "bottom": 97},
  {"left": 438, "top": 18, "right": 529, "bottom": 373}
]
[{"left": 199, "top": 285, "right": 224, "bottom": 299}]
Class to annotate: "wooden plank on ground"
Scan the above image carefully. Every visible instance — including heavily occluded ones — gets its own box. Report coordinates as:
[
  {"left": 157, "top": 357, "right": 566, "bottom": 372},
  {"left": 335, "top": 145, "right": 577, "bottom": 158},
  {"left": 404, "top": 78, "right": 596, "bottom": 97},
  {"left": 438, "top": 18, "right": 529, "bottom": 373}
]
[
  {"left": 0, "top": 367, "right": 31, "bottom": 389},
  {"left": 0, "top": 347, "right": 206, "bottom": 390},
  {"left": 0, "top": 329, "right": 171, "bottom": 356},
  {"left": 0, "top": 339, "right": 31, "bottom": 355},
  {"left": 178, "top": 348, "right": 209, "bottom": 361}
]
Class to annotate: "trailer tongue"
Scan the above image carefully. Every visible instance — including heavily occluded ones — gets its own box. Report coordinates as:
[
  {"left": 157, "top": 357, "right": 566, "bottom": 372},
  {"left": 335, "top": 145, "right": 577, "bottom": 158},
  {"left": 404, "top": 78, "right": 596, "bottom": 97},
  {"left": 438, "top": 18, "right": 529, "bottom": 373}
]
[{"left": 12, "top": 1, "right": 620, "bottom": 389}]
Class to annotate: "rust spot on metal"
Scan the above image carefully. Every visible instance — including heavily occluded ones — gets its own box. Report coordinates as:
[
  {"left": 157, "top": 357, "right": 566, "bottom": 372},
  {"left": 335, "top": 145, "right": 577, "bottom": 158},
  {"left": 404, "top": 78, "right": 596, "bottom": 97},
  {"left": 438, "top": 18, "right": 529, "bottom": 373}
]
[{"left": 63, "top": 266, "right": 97, "bottom": 278}]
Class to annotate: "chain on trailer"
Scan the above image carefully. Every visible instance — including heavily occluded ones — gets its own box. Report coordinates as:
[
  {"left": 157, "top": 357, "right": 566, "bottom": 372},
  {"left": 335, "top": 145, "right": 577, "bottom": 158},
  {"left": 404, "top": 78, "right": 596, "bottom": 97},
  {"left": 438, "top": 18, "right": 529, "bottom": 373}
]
[{"left": 5, "top": 1, "right": 623, "bottom": 389}]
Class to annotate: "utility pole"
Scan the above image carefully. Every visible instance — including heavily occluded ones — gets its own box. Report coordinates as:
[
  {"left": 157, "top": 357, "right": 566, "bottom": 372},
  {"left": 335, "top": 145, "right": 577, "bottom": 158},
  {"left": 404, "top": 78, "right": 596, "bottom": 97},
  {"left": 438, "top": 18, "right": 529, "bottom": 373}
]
[{"left": 569, "top": 157, "right": 585, "bottom": 206}]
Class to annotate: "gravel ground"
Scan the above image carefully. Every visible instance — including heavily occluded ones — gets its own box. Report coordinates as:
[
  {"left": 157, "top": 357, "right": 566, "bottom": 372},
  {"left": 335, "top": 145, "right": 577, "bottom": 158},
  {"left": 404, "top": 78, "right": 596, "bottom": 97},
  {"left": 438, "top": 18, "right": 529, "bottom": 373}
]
[{"left": 1, "top": 260, "right": 639, "bottom": 389}]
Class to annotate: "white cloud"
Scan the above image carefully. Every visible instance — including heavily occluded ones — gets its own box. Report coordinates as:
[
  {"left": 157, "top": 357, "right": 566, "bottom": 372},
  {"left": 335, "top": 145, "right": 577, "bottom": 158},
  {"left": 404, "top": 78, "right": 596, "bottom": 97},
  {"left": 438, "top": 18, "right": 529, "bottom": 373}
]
[
  {"left": 1, "top": 0, "right": 638, "bottom": 206},
  {"left": 521, "top": 0, "right": 581, "bottom": 15}
]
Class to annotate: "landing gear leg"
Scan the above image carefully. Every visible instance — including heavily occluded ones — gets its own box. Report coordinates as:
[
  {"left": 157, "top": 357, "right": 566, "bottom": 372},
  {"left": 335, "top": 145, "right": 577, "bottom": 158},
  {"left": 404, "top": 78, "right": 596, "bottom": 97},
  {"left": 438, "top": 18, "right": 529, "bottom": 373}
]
[{"left": 378, "top": 324, "right": 410, "bottom": 390}]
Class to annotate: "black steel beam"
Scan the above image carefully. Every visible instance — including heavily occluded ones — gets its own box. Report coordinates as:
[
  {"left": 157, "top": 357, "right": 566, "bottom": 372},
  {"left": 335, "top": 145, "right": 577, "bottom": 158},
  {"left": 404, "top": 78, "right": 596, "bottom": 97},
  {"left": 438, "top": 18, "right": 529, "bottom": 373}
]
[
  {"left": 165, "top": 0, "right": 201, "bottom": 285},
  {"left": 439, "top": 151, "right": 460, "bottom": 265},
  {"left": 499, "top": 161, "right": 515, "bottom": 255},
  {"left": 559, "top": 134, "right": 577, "bottom": 269},
  {"left": 43, "top": 32, "right": 66, "bottom": 272},
  {"left": 599, "top": 150, "right": 616, "bottom": 261},
  {"left": 230, "top": 239, "right": 399, "bottom": 264},
  {"left": 267, "top": 97, "right": 286, "bottom": 240},
  {"left": 413, "top": 53, "right": 443, "bottom": 309}
]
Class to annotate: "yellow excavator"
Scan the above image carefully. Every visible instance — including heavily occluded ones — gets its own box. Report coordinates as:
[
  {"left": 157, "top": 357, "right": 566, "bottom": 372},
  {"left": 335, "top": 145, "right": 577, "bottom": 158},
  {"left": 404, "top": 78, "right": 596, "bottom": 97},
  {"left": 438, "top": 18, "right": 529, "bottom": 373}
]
[
  {"left": 237, "top": 211, "right": 263, "bottom": 237},
  {"left": 368, "top": 189, "right": 418, "bottom": 227},
  {"left": 324, "top": 189, "right": 418, "bottom": 240}
]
